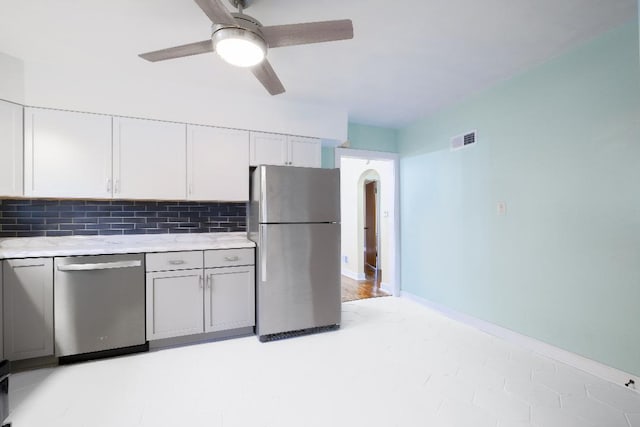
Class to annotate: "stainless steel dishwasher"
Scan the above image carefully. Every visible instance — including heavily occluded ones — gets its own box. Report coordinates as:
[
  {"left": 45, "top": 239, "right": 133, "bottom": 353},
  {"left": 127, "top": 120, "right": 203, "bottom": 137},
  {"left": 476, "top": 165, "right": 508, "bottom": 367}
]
[{"left": 54, "top": 254, "right": 147, "bottom": 363}]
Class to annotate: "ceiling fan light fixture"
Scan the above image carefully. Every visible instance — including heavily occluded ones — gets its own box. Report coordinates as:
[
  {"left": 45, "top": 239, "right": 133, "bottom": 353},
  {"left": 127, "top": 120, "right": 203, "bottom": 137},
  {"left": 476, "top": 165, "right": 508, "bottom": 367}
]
[{"left": 213, "top": 27, "right": 266, "bottom": 67}]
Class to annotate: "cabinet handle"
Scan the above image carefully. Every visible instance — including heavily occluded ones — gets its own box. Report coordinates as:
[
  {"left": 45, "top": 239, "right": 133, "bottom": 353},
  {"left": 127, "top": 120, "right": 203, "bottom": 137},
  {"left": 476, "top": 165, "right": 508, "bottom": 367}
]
[
  {"left": 168, "top": 260, "right": 186, "bottom": 265},
  {"left": 199, "top": 275, "right": 204, "bottom": 289},
  {"left": 206, "top": 274, "right": 212, "bottom": 289},
  {"left": 261, "top": 225, "right": 267, "bottom": 282},
  {"left": 57, "top": 260, "right": 141, "bottom": 271},
  {"left": 115, "top": 179, "right": 120, "bottom": 193},
  {"left": 107, "top": 179, "right": 112, "bottom": 193},
  {"left": 224, "top": 256, "right": 239, "bottom": 262}
]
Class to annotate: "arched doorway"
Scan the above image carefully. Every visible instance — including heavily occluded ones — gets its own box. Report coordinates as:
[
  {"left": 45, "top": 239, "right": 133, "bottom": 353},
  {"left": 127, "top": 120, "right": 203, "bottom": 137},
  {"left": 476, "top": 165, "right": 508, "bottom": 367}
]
[{"left": 335, "top": 149, "right": 400, "bottom": 302}]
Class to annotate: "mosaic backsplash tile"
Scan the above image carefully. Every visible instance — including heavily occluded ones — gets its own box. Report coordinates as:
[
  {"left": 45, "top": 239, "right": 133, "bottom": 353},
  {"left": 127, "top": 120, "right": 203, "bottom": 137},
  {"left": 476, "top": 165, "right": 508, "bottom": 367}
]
[{"left": 0, "top": 199, "right": 246, "bottom": 238}]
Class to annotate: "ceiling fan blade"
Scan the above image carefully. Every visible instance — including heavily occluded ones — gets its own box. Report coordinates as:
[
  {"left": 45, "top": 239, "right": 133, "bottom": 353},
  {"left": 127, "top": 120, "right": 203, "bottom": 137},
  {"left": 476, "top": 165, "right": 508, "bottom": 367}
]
[
  {"left": 139, "top": 40, "right": 214, "bottom": 62},
  {"left": 261, "top": 19, "right": 353, "bottom": 48},
  {"left": 251, "top": 59, "right": 285, "bottom": 95},
  {"left": 193, "top": 0, "right": 236, "bottom": 25}
]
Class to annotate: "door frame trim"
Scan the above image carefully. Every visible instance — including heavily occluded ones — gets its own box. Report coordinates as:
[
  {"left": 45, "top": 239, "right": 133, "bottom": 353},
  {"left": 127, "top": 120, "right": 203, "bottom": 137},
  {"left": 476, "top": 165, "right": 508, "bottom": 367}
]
[{"left": 334, "top": 148, "right": 400, "bottom": 296}]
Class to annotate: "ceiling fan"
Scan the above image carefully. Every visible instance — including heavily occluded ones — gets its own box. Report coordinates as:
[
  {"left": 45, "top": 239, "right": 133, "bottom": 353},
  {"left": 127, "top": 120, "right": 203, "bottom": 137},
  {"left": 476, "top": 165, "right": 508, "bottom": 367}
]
[{"left": 138, "top": 0, "right": 354, "bottom": 95}]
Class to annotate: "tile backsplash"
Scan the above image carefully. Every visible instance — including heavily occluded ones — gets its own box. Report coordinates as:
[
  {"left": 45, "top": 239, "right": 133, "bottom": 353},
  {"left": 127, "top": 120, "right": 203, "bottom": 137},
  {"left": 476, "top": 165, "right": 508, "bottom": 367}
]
[{"left": 0, "top": 199, "right": 246, "bottom": 238}]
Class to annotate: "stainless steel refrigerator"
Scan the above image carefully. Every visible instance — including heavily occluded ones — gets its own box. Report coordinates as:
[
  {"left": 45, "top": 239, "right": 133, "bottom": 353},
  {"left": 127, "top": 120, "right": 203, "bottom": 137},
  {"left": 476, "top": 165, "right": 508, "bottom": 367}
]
[{"left": 249, "top": 165, "right": 341, "bottom": 341}]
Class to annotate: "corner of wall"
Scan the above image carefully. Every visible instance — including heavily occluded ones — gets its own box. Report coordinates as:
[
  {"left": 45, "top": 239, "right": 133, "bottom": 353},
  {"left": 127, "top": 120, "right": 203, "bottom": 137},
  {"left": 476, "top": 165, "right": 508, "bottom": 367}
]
[{"left": 0, "top": 51, "right": 25, "bottom": 103}]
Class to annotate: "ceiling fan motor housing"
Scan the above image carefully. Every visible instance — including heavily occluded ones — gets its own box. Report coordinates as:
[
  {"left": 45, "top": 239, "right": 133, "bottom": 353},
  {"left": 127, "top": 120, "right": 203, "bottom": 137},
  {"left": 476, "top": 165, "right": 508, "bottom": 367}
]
[
  {"left": 211, "top": 13, "right": 267, "bottom": 67},
  {"left": 211, "top": 13, "right": 267, "bottom": 47},
  {"left": 226, "top": 0, "right": 255, "bottom": 9}
]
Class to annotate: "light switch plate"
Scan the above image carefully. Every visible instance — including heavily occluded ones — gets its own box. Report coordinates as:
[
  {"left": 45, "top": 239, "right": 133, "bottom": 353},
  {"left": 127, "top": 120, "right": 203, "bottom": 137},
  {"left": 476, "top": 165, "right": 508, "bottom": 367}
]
[{"left": 496, "top": 201, "right": 507, "bottom": 216}]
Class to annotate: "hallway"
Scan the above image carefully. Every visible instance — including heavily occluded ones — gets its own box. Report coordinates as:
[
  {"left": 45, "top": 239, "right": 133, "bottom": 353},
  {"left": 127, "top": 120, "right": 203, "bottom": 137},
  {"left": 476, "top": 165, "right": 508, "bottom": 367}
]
[{"left": 341, "top": 269, "right": 390, "bottom": 302}]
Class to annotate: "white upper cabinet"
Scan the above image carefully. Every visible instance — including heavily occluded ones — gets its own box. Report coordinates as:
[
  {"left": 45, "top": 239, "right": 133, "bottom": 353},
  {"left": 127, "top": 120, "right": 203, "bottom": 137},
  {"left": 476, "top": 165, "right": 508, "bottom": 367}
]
[
  {"left": 0, "top": 100, "right": 23, "bottom": 197},
  {"left": 113, "top": 117, "right": 187, "bottom": 200},
  {"left": 249, "top": 132, "right": 288, "bottom": 166},
  {"left": 24, "top": 108, "right": 113, "bottom": 199},
  {"left": 187, "top": 125, "right": 249, "bottom": 201},
  {"left": 250, "top": 131, "right": 321, "bottom": 168},
  {"left": 288, "top": 136, "right": 322, "bottom": 168},
  {"left": 18, "top": 105, "right": 321, "bottom": 200}
]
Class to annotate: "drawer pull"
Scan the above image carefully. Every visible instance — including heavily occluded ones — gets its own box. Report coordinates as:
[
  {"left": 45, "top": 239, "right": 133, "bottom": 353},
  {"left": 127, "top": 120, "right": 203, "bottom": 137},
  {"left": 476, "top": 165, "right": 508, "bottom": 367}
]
[
  {"left": 224, "top": 256, "right": 239, "bottom": 262},
  {"left": 168, "top": 260, "right": 186, "bottom": 265}
]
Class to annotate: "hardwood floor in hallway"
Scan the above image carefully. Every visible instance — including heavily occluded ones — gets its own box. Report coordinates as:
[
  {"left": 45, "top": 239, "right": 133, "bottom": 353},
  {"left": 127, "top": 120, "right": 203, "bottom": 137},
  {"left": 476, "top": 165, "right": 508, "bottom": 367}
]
[{"left": 341, "top": 270, "right": 390, "bottom": 302}]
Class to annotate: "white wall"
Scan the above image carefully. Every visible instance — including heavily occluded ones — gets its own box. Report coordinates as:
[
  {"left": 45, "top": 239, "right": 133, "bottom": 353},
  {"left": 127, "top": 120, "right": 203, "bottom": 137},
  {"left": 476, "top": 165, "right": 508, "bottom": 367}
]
[
  {"left": 0, "top": 52, "right": 25, "bottom": 103},
  {"left": 340, "top": 157, "right": 395, "bottom": 289},
  {"left": 3, "top": 56, "right": 347, "bottom": 141}
]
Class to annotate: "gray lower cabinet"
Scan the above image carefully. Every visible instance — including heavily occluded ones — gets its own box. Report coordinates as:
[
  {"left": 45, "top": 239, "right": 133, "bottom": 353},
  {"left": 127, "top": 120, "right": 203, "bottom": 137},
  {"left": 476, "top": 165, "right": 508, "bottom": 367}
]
[
  {"left": 2, "top": 258, "right": 54, "bottom": 361},
  {"left": 146, "top": 269, "right": 204, "bottom": 340},
  {"left": 146, "top": 249, "right": 255, "bottom": 341},
  {"left": 204, "top": 265, "right": 255, "bottom": 333}
]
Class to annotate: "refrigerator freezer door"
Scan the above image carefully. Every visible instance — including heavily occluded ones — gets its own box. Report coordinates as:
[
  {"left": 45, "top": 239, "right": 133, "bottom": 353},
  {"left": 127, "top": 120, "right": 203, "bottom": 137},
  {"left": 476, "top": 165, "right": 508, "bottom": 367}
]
[
  {"left": 257, "top": 166, "right": 340, "bottom": 224},
  {"left": 256, "top": 223, "right": 341, "bottom": 337}
]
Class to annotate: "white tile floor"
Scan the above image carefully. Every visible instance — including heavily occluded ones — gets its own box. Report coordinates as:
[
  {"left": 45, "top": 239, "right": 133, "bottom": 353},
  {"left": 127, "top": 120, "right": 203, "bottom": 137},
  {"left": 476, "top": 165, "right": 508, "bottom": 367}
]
[{"left": 8, "top": 297, "right": 640, "bottom": 427}]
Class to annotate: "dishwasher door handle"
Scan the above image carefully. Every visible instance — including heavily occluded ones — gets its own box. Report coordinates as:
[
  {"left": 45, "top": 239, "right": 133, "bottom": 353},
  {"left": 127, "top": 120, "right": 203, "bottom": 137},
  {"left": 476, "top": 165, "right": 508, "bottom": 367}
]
[{"left": 57, "top": 260, "right": 142, "bottom": 272}]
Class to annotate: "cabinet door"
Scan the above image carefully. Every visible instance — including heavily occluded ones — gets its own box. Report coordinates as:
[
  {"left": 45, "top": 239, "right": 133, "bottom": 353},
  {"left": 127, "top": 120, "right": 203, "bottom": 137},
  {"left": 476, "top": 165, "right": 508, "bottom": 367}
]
[
  {"left": 0, "top": 100, "right": 23, "bottom": 197},
  {"left": 204, "top": 265, "right": 255, "bottom": 332},
  {"left": 187, "top": 125, "right": 249, "bottom": 201},
  {"left": 3, "top": 258, "right": 54, "bottom": 361},
  {"left": 146, "top": 270, "right": 204, "bottom": 340},
  {"left": 0, "top": 262, "right": 3, "bottom": 359},
  {"left": 288, "top": 136, "right": 321, "bottom": 168},
  {"left": 113, "top": 117, "right": 186, "bottom": 200},
  {"left": 24, "top": 108, "right": 112, "bottom": 198},
  {"left": 249, "top": 132, "right": 288, "bottom": 166}
]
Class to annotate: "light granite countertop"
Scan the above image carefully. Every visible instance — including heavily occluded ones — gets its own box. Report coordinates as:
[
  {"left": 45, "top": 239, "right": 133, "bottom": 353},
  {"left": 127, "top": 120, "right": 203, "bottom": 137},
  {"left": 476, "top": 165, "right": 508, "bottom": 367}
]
[{"left": 0, "top": 232, "right": 255, "bottom": 259}]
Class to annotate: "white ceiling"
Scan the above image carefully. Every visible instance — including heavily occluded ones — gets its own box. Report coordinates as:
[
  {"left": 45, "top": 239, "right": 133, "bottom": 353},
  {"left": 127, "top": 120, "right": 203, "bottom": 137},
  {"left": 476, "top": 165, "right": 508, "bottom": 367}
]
[{"left": 0, "top": 0, "right": 636, "bottom": 128}]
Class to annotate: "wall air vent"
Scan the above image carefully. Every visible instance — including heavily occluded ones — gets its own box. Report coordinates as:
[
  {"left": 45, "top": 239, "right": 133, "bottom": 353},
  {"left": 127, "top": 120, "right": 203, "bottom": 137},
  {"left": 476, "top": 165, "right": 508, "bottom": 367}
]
[{"left": 451, "top": 130, "right": 477, "bottom": 151}]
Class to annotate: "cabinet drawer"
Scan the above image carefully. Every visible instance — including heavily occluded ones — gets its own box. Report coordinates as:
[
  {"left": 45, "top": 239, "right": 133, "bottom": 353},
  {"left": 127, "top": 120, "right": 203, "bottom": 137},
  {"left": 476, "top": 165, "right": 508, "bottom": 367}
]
[
  {"left": 205, "top": 249, "right": 254, "bottom": 268},
  {"left": 146, "top": 251, "right": 203, "bottom": 272}
]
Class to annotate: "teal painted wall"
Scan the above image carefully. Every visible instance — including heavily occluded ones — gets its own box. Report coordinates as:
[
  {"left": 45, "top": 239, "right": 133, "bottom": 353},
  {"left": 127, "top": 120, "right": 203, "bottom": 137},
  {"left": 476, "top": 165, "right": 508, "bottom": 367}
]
[
  {"left": 321, "top": 146, "right": 335, "bottom": 168},
  {"left": 348, "top": 123, "right": 398, "bottom": 152},
  {"left": 321, "top": 123, "right": 398, "bottom": 168},
  {"left": 398, "top": 22, "right": 640, "bottom": 375}
]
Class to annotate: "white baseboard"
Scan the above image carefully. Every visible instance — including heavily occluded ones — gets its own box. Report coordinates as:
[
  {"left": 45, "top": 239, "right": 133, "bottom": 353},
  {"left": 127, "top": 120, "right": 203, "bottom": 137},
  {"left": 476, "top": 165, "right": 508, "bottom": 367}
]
[
  {"left": 380, "top": 281, "right": 394, "bottom": 295},
  {"left": 341, "top": 269, "right": 365, "bottom": 281},
  {"left": 401, "top": 291, "right": 639, "bottom": 393}
]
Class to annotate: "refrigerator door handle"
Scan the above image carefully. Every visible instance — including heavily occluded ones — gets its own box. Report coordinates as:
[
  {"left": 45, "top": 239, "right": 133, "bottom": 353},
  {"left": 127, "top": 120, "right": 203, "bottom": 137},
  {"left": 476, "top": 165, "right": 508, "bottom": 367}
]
[
  {"left": 260, "top": 166, "right": 267, "bottom": 222},
  {"left": 261, "top": 225, "right": 267, "bottom": 282}
]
